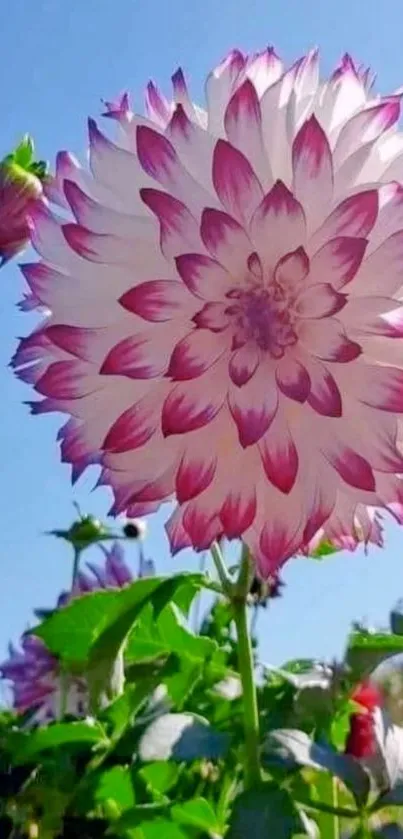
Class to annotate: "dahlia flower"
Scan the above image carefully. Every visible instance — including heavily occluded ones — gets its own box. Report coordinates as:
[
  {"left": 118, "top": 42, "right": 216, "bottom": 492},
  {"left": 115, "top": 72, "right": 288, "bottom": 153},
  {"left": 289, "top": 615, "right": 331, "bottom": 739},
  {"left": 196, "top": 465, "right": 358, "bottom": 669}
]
[
  {"left": 13, "top": 49, "right": 403, "bottom": 576},
  {"left": 0, "top": 544, "right": 148, "bottom": 722},
  {"left": 0, "top": 136, "right": 46, "bottom": 267}
]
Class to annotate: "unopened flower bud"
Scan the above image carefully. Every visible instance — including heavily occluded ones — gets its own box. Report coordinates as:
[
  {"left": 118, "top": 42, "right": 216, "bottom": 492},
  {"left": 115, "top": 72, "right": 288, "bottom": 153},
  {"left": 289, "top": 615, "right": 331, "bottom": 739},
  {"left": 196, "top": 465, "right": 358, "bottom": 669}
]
[{"left": 0, "top": 136, "right": 47, "bottom": 266}]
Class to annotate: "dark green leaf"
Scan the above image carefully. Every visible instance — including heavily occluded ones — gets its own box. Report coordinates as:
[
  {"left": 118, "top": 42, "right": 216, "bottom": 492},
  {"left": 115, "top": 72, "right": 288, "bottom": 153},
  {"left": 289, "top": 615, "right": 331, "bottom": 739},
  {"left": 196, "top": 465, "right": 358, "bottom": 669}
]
[
  {"left": 171, "top": 797, "right": 219, "bottom": 833},
  {"left": 346, "top": 632, "right": 403, "bottom": 679},
  {"left": 390, "top": 603, "right": 403, "bottom": 636},
  {"left": 138, "top": 713, "right": 230, "bottom": 762},
  {"left": 227, "top": 784, "right": 313, "bottom": 838},
  {"left": 13, "top": 721, "right": 108, "bottom": 764}
]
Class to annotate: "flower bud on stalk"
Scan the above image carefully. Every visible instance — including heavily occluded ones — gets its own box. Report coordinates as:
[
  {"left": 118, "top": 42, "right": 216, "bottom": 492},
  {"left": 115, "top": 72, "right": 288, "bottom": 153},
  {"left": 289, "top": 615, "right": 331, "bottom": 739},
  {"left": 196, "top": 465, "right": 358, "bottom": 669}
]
[{"left": 0, "top": 136, "right": 47, "bottom": 266}]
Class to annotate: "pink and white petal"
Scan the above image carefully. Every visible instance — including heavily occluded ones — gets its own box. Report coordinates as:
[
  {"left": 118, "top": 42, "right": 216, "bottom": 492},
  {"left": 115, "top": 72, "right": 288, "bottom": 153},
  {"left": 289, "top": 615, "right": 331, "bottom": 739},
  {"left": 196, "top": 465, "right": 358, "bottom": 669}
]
[
  {"left": 275, "top": 357, "right": 311, "bottom": 402},
  {"left": 333, "top": 99, "right": 401, "bottom": 167},
  {"left": 212, "top": 139, "right": 263, "bottom": 225},
  {"left": 249, "top": 181, "right": 306, "bottom": 273},
  {"left": 119, "top": 280, "right": 195, "bottom": 322},
  {"left": 165, "top": 507, "right": 193, "bottom": 554},
  {"left": 302, "top": 473, "right": 336, "bottom": 543},
  {"left": 298, "top": 317, "right": 361, "bottom": 362},
  {"left": 260, "top": 60, "right": 303, "bottom": 184},
  {"left": 220, "top": 485, "right": 257, "bottom": 538},
  {"left": 162, "top": 365, "right": 226, "bottom": 435},
  {"left": 292, "top": 116, "right": 334, "bottom": 231},
  {"left": 182, "top": 495, "right": 223, "bottom": 550},
  {"left": 224, "top": 80, "right": 270, "bottom": 189},
  {"left": 145, "top": 81, "right": 172, "bottom": 128},
  {"left": 303, "top": 355, "right": 342, "bottom": 417},
  {"left": 310, "top": 190, "right": 378, "bottom": 252},
  {"left": 295, "top": 283, "right": 346, "bottom": 318},
  {"left": 167, "top": 105, "right": 216, "bottom": 194},
  {"left": 321, "top": 438, "right": 376, "bottom": 491},
  {"left": 228, "top": 365, "right": 278, "bottom": 447},
  {"left": 340, "top": 295, "right": 403, "bottom": 338},
  {"left": 205, "top": 50, "right": 246, "bottom": 134},
  {"left": 246, "top": 47, "right": 283, "bottom": 97},
  {"left": 193, "top": 302, "right": 231, "bottom": 332},
  {"left": 35, "top": 361, "right": 98, "bottom": 400},
  {"left": 229, "top": 344, "right": 260, "bottom": 386},
  {"left": 289, "top": 50, "right": 319, "bottom": 129},
  {"left": 274, "top": 247, "right": 309, "bottom": 292},
  {"left": 317, "top": 58, "right": 367, "bottom": 140},
  {"left": 368, "top": 183, "right": 403, "bottom": 252},
  {"left": 308, "top": 237, "right": 368, "bottom": 289},
  {"left": 102, "top": 389, "right": 165, "bottom": 453},
  {"left": 43, "top": 151, "right": 82, "bottom": 210},
  {"left": 350, "top": 231, "right": 403, "bottom": 297},
  {"left": 136, "top": 125, "right": 212, "bottom": 216},
  {"left": 175, "top": 253, "right": 232, "bottom": 300},
  {"left": 200, "top": 208, "right": 252, "bottom": 275},
  {"left": 175, "top": 449, "right": 217, "bottom": 502},
  {"left": 140, "top": 188, "right": 201, "bottom": 260},
  {"left": 167, "top": 329, "right": 228, "bottom": 380},
  {"left": 101, "top": 325, "right": 179, "bottom": 379},
  {"left": 351, "top": 363, "right": 403, "bottom": 412},
  {"left": 88, "top": 120, "right": 154, "bottom": 213},
  {"left": 257, "top": 492, "right": 304, "bottom": 576},
  {"left": 259, "top": 414, "right": 299, "bottom": 493},
  {"left": 171, "top": 68, "right": 196, "bottom": 119}
]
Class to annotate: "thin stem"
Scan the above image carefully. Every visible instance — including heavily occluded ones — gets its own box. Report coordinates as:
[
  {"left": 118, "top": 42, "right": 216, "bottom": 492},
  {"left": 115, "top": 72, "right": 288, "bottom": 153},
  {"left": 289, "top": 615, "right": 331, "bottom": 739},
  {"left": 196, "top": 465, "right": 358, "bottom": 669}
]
[
  {"left": 332, "top": 778, "right": 340, "bottom": 839},
  {"left": 210, "top": 541, "right": 232, "bottom": 594},
  {"left": 232, "top": 594, "right": 261, "bottom": 788},
  {"left": 71, "top": 547, "right": 81, "bottom": 591},
  {"left": 232, "top": 549, "right": 261, "bottom": 789}
]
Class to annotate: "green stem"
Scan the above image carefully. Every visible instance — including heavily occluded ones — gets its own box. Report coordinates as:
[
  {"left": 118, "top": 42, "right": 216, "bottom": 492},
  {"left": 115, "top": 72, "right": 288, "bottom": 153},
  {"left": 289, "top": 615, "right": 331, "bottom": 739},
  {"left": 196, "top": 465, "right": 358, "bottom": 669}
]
[
  {"left": 232, "top": 593, "right": 262, "bottom": 788},
  {"left": 71, "top": 547, "right": 81, "bottom": 591},
  {"left": 332, "top": 778, "right": 340, "bottom": 839},
  {"left": 210, "top": 542, "right": 261, "bottom": 789}
]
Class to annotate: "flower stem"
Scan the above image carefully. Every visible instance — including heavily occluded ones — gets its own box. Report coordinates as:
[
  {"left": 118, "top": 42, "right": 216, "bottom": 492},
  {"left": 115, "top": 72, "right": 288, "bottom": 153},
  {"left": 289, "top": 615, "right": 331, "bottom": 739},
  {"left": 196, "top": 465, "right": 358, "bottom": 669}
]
[
  {"left": 232, "top": 588, "right": 262, "bottom": 788},
  {"left": 71, "top": 546, "right": 81, "bottom": 591},
  {"left": 211, "top": 542, "right": 261, "bottom": 788}
]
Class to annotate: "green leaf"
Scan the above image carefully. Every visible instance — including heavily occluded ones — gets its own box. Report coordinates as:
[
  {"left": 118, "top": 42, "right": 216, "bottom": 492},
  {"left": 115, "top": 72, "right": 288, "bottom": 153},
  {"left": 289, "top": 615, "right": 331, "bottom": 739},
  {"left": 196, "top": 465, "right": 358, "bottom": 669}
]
[
  {"left": 390, "top": 603, "right": 403, "bottom": 636},
  {"left": 308, "top": 540, "right": 340, "bottom": 560},
  {"left": 138, "top": 713, "right": 230, "bottom": 762},
  {"left": 346, "top": 631, "right": 403, "bottom": 679},
  {"left": 12, "top": 135, "right": 34, "bottom": 167},
  {"left": 93, "top": 765, "right": 135, "bottom": 814},
  {"left": 33, "top": 575, "right": 200, "bottom": 665},
  {"left": 139, "top": 762, "right": 180, "bottom": 796},
  {"left": 265, "top": 728, "right": 369, "bottom": 805},
  {"left": 112, "top": 815, "right": 188, "bottom": 839},
  {"left": 171, "top": 797, "right": 219, "bottom": 833},
  {"left": 227, "top": 784, "right": 313, "bottom": 838},
  {"left": 103, "top": 682, "right": 162, "bottom": 737},
  {"left": 126, "top": 602, "right": 217, "bottom": 664},
  {"left": 13, "top": 721, "right": 108, "bottom": 764}
]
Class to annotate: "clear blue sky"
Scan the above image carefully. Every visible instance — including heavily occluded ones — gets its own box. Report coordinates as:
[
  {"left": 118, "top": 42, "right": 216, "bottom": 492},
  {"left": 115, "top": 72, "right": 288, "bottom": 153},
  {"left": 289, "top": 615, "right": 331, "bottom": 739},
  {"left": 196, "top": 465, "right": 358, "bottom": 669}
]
[{"left": 2, "top": 0, "right": 403, "bottom": 670}]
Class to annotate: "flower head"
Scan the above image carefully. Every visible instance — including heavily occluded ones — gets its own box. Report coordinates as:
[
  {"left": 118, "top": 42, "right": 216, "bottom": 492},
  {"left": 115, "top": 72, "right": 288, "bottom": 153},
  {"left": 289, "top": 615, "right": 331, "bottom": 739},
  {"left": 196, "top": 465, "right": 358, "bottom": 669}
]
[
  {"left": 0, "top": 544, "right": 142, "bottom": 722},
  {"left": 13, "top": 49, "right": 403, "bottom": 576},
  {"left": 344, "top": 680, "right": 383, "bottom": 759},
  {"left": 0, "top": 136, "right": 46, "bottom": 267}
]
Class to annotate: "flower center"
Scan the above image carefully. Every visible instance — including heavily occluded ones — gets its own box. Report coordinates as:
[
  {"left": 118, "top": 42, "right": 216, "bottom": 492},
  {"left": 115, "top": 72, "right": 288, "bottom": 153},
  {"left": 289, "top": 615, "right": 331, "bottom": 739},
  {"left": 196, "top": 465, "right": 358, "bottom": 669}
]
[{"left": 228, "top": 281, "right": 297, "bottom": 358}]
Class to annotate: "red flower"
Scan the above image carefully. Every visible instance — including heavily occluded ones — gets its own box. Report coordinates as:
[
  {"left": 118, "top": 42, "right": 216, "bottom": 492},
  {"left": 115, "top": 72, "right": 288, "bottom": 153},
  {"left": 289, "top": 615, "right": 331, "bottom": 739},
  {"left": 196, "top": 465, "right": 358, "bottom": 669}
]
[
  {"left": 352, "top": 681, "right": 383, "bottom": 711},
  {"left": 344, "top": 712, "right": 377, "bottom": 759},
  {"left": 345, "top": 681, "right": 382, "bottom": 759}
]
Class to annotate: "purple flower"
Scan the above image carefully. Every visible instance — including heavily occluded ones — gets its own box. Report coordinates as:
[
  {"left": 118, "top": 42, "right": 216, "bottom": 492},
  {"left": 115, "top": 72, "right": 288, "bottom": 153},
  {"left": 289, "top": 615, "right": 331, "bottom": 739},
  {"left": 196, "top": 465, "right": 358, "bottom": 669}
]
[{"left": 1, "top": 544, "right": 154, "bottom": 723}]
